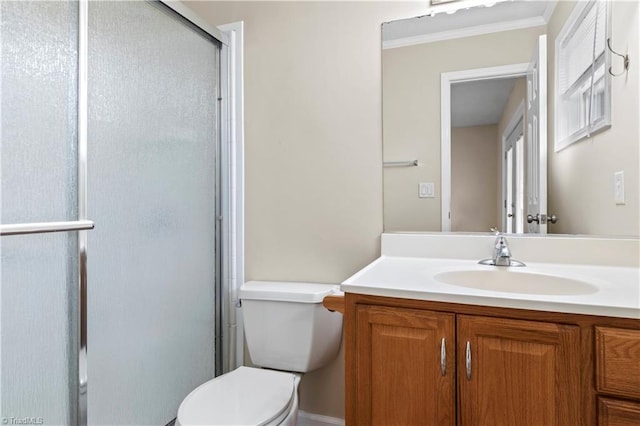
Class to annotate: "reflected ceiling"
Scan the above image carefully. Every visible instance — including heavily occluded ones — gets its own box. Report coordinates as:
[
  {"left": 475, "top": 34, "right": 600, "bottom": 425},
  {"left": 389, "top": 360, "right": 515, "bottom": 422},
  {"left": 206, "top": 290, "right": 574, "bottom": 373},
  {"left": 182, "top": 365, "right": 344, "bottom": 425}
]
[{"left": 383, "top": 1, "right": 555, "bottom": 48}]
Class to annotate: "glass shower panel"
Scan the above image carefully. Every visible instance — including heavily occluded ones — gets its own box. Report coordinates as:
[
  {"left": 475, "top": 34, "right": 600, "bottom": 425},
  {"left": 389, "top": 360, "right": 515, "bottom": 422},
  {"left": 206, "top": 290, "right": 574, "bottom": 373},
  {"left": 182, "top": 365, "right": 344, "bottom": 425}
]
[
  {"left": 0, "top": 0, "right": 78, "bottom": 223},
  {"left": 87, "top": 2, "right": 218, "bottom": 424},
  {"left": 1, "top": 233, "right": 79, "bottom": 425},
  {"left": 1, "top": 1, "right": 79, "bottom": 424}
]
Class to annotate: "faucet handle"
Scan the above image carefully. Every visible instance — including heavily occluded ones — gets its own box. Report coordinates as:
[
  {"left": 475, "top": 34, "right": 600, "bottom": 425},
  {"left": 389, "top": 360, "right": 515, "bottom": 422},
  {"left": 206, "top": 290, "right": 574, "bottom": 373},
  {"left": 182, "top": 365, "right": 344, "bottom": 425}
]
[{"left": 490, "top": 227, "right": 500, "bottom": 235}]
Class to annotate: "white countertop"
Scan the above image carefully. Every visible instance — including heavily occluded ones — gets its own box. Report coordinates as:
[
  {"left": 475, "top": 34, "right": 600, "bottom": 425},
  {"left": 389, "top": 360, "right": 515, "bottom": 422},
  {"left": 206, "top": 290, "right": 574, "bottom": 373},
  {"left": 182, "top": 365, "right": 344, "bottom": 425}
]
[{"left": 342, "top": 256, "right": 640, "bottom": 319}]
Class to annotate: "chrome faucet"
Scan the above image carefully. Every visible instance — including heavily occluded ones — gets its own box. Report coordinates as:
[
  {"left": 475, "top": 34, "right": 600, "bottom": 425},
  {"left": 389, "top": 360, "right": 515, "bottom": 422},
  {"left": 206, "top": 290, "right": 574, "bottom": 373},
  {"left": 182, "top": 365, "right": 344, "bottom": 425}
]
[{"left": 479, "top": 230, "right": 525, "bottom": 267}]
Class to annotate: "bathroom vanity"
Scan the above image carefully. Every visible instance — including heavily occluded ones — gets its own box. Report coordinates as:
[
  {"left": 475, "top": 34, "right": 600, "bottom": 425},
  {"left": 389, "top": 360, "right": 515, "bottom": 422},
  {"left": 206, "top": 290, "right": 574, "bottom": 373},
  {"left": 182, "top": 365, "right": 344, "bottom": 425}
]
[{"left": 340, "top": 234, "right": 640, "bottom": 426}]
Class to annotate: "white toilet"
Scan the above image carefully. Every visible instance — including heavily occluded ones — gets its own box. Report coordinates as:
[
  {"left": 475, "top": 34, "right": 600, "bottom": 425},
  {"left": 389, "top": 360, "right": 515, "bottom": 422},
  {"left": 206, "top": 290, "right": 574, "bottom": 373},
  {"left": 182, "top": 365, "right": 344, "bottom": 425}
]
[{"left": 176, "top": 281, "right": 343, "bottom": 426}]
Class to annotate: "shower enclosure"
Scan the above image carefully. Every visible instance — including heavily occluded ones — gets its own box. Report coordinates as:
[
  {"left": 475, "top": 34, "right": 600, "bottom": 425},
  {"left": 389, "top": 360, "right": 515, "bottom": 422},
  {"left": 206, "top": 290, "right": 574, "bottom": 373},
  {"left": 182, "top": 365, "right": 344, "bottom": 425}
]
[{"left": 1, "top": 1, "right": 228, "bottom": 424}]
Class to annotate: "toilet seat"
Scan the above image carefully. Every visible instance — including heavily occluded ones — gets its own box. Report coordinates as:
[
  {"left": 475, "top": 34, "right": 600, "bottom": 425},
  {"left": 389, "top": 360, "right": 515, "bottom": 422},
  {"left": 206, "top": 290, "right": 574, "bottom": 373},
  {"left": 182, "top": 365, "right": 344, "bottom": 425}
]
[{"left": 176, "top": 366, "right": 297, "bottom": 426}]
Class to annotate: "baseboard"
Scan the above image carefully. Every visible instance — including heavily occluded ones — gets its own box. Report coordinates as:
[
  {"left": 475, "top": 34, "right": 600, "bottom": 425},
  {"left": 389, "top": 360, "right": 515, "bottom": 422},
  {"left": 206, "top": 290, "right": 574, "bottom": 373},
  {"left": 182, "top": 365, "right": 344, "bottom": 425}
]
[{"left": 297, "top": 410, "right": 345, "bottom": 426}]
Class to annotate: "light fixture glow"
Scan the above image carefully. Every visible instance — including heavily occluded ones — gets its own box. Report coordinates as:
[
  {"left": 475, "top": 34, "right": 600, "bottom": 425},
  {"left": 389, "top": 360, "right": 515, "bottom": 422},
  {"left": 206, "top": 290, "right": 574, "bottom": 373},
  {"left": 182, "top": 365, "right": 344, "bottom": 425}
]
[{"left": 426, "top": 0, "right": 512, "bottom": 17}]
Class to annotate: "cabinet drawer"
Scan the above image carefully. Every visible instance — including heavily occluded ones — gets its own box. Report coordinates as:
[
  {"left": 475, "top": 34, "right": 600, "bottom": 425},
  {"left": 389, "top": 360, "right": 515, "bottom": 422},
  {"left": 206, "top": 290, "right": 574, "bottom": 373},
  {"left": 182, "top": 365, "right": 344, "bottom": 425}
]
[
  {"left": 598, "top": 398, "right": 640, "bottom": 426},
  {"left": 596, "top": 327, "right": 640, "bottom": 400}
]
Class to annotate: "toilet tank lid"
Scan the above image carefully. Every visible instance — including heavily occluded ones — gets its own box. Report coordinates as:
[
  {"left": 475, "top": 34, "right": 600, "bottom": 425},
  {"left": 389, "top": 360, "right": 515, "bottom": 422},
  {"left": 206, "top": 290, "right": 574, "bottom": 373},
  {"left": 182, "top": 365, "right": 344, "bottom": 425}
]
[{"left": 240, "top": 281, "right": 341, "bottom": 303}]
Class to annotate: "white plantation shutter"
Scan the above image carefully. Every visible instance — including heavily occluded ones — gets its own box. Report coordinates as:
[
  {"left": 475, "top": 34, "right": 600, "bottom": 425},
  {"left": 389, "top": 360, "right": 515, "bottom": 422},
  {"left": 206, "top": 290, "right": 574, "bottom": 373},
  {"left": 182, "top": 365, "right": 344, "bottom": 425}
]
[{"left": 555, "top": 0, "right": 611, "bottom": 151}]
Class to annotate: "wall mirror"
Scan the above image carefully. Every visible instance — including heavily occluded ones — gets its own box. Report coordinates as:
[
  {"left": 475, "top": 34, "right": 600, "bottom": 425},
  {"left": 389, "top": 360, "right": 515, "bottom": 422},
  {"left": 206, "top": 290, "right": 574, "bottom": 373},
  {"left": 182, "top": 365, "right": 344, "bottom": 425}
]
[{"left": 382, "top": 0, "right": 639, "bottom": 237}]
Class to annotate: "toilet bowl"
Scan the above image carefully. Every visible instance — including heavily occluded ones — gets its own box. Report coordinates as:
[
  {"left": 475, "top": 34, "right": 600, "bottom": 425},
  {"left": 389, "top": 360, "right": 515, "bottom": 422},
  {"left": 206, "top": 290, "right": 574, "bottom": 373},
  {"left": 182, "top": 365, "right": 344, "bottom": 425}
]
[
  {"left": 176, "top": 281, "right": 343, "bottom": 426},
  {"left": 176, "top": 367, "right": 301, "bottom": 426}
]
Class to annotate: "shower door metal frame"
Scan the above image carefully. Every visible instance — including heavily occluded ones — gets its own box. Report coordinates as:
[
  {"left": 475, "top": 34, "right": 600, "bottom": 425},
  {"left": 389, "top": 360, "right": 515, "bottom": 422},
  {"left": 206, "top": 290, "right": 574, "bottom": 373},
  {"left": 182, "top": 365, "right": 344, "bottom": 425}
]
[
  {"left": 0, "top": 1, "right": 94, "bottom": 424},
  {"left": 78, "top": 1, "right": 89, "bottom": 423},
  {"left": 1, "top": 1, "right": 231, "bottom": 424},
  {"left": 158, "top": 0, "right": 235, "bottom": 379}
]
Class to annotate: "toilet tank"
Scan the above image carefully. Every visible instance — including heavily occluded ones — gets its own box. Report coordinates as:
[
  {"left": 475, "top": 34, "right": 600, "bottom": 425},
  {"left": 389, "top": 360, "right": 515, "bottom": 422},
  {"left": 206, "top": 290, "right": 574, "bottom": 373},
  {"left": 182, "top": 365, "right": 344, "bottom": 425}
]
[{"left": 239, "top": 281, "right": 343, "bottom": 373}]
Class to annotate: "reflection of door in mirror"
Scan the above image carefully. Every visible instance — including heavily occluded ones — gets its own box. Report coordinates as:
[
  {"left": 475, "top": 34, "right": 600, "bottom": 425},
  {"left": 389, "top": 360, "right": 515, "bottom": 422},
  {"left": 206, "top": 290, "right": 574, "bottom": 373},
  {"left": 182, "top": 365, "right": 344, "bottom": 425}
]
[
  {"left": 448, "top": 74, "right": 530, "bottom": 234},
  {"left": 449, "top": 77, "right": 525, "bottom": 233},
  {"left": 447, "top": 35, "right": 547, "bottom": 234},
  {"left": 504, "top": 118, "right": 525, "bottom": 234},
  {"left": 526, "top": 34, "right": 548, "bottom": 234},
  {"left": 442, "top": 74, "right": 526, "bottom": 232},
  {"left": 445, "top": 66, "right": 543, "bottom": 235}
]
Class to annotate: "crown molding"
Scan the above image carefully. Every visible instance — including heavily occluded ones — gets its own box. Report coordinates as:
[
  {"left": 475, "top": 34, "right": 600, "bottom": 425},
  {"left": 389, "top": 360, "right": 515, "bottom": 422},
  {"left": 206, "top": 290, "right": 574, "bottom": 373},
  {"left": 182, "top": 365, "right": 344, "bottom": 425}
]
[
  {"left": 382, "top": 16, "right": 547, "bottom": 50},
  {"left": 542, "top": 0, "right": 558, "bottom": 23}
]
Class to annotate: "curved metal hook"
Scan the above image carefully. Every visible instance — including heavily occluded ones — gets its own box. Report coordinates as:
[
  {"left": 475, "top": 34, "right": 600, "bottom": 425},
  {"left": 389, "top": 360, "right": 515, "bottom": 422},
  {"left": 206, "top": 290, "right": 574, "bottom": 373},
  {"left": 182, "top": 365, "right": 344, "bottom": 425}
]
[{"left": 607, "top": 38, "right": 630, "bottom": 76}]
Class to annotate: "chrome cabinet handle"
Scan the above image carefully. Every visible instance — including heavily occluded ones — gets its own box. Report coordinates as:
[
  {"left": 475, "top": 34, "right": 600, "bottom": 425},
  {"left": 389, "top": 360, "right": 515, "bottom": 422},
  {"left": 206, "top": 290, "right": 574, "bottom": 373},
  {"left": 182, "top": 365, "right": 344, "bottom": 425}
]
[
  {"left": 548, "top": 214, "right": 558, "bottom": 224},
  {"left": 440, "top": 337, "right": 446, "bottom": 376},
  {"left": 465, "top": 341, "right": 472, "bottom": 380}
]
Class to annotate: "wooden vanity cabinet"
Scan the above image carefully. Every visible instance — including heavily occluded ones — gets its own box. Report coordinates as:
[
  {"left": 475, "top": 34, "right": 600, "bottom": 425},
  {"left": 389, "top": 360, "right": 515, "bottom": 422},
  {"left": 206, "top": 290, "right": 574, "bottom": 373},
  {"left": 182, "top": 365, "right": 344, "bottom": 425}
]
[
  {"left": 354, "top": 305, "right": 455, "bottom": 425},
  {"left": 595, "top": 327, "right": 640, "bottom": 426},
  {"left": 457, "top": 315, "right": 580, "bottom": 425},
  {"left": 345, "top": 293, "right": 640, "bottom": 426},
  {"left": 598, "top": 398, "right": 640, "bottom": 426}
]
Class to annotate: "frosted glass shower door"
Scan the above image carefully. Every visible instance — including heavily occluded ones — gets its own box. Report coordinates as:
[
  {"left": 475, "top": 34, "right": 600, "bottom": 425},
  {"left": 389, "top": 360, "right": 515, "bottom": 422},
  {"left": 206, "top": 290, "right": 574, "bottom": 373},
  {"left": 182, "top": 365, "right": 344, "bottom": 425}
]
[
  {"left": 87, "top": 2, "right": 219, "bottom": 424},
  {"left": 1, "top": 1, "right": 81, "bottom": 425}
]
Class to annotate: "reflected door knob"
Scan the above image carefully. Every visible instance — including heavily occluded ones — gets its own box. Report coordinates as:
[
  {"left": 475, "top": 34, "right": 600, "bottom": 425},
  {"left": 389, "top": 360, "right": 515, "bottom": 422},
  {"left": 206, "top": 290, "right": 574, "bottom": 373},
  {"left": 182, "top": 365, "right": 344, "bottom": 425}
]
[{"left": 527, "top": 213, "right": 559, "bottom": 224}]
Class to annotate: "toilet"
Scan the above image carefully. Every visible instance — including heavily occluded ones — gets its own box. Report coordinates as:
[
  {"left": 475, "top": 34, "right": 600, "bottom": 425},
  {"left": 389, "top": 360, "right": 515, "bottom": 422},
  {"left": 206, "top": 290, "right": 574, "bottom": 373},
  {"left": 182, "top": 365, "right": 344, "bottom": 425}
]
[{"left": 176, "top": 281, "right": 343, "bottom": 426}]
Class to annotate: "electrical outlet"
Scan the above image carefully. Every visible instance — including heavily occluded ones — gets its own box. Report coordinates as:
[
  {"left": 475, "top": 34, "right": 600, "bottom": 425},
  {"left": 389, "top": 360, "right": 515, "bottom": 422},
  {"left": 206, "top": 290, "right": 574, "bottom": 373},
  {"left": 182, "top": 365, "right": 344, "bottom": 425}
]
[{"left": 419, "top": 182, "right": 435, "bottom": 198}]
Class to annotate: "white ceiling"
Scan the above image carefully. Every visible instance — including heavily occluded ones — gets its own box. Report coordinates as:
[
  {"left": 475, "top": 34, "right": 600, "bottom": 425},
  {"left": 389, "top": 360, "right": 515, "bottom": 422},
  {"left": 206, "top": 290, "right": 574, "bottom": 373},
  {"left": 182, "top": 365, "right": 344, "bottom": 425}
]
[{"left": 451, "top": 77, "right": 522, "bottom": 128}]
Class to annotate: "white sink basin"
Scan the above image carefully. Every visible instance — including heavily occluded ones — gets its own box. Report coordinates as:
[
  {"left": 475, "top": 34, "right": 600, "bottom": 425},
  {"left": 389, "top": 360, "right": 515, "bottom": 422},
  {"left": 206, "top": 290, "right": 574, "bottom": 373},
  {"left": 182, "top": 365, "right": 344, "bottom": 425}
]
[
  {"left": 434, "top": 269, "right": 599, "bottom": 295},
  {"left": 342, "top": 254, "right": 639, "bottom": 318}
]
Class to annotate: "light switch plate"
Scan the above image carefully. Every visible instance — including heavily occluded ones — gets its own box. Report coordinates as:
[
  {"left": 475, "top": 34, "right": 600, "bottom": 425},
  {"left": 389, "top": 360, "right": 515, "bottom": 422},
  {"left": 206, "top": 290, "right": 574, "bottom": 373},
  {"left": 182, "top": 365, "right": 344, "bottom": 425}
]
[
  {"left": 419, "top": 182, "right": 435, "bottom": 198},
  {"left": 614, "top": 171, "right": 625, "bottom": 205}
]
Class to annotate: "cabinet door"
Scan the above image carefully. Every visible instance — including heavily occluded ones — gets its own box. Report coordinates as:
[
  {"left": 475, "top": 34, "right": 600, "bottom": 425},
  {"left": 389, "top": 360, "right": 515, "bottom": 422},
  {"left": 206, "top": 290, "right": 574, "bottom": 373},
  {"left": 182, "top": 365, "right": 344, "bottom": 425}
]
[
  {"left": 355, "top": 305, "right": 455, "bottom": 426},
  {"left": 596, "top": 327, "right": 640, "bottom": 400},
  {"left": 598, "top": 397, "right": 640, "bottom": 426},
  {"left": 458, "top": 315, "right": 580, "bottom": 426}
]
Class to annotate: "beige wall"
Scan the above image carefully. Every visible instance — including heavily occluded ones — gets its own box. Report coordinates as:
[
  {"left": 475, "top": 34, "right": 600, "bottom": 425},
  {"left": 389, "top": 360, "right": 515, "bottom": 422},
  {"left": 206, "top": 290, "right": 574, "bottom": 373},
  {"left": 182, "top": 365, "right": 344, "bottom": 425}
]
[
  {"left": 451, "top": 125, "right": 499, "bottom": 232},
  {"left": 183, "top": 1, "right": 427, "bottom": 419},
  {"left": 382, "top": 25, "right": 546, "bottom": 231},
  {"left": 547, "top": 1, "right": 640, "bottom": 236},
  {"left": 498, "top": 78, "right": 526, "bottom": 140}
]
